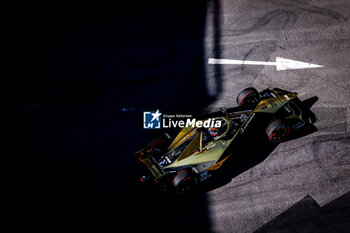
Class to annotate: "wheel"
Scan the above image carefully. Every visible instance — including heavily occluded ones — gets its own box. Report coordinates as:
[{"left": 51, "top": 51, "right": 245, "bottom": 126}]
[
  {"left": 236, "top": 87, "right": 260, "bottom": 106},
  {"left": 146, "top": 135, "right": 171, "bottom": 161},
  {"left": 266, "top": 119, "right": 291, "bottom": 142},
  {"left": 147, "top": 137, "right": 168, "bottom": 150},
  {"left": 172, "top": 169, "right": 197, "bottom": 195}
]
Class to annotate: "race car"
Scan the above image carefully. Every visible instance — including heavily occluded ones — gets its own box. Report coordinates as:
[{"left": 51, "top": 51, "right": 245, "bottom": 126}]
[{"left": 135, "top": 87, "right": 315, "bottom": 194}]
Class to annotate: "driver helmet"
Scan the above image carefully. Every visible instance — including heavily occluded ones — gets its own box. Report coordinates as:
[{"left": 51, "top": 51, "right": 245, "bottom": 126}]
[{"left": 209, "top": 127, "right": 219, "bottom": 137}]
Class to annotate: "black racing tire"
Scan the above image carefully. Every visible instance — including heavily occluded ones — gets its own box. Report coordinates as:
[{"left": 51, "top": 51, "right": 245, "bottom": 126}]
[
  {"left": 146, "top": 135, "right": 171, "bottom": 161},
  {"left": 172, "top": 169, "right": 197, "bottom": 195},
  {"left": 266, "top": 119, "right": 291, "bottom": 142},
  {"left": 147, "top": 136, "right": 169, "bottom": 151},
  {"left": 236, "top": 87, "right": 260, "bottom": 106}
]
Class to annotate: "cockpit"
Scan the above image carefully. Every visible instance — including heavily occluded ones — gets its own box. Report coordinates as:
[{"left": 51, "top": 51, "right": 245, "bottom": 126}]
[{"left": 201, "top": 117, "right": 229, "bottom": 148}]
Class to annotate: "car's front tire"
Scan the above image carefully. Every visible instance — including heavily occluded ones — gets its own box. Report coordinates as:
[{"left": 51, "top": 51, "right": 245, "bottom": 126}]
[
  {"left": 172, "top": 169, "right": 197, "bottom": 195},
  {"left": 236, "top": 87, "right": 260, "bottom": 106},
  {"left": 266, "top": 119, "right": 291, "bottom": 142}
]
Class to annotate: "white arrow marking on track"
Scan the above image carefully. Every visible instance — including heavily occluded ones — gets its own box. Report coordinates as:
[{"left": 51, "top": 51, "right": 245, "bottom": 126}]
[{"left": 208, "top": 57, "right": 324, "bottom": 71}]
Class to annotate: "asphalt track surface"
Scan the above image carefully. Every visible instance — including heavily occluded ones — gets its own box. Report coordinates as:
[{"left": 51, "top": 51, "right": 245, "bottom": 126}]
[{"left": 11, "top": 0, "right": 350, "bottom": 233}]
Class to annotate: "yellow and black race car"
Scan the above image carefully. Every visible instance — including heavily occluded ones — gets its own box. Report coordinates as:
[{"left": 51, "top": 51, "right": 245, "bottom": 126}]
[{"left": 136, "top": 87, "right": 315, "bottom": 194}]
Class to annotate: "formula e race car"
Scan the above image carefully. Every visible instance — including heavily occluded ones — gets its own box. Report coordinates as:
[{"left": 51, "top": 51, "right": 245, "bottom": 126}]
[{"left": 135, "top": 87, "right": 314, "bottom": 194}]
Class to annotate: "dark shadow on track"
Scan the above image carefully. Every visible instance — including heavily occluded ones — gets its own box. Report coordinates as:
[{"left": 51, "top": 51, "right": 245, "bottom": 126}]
[
  {"left": 254, "top": 192, "right": 350, "bottom": 233},
  {"left": 212, "top": 0, "right": 223, "bottom": 96},
  {"left": 10, "top": 1, "right": 223, "bottom": 233},
  {"left": 301, "top": 96, "right": 318, "bottom": 123}
]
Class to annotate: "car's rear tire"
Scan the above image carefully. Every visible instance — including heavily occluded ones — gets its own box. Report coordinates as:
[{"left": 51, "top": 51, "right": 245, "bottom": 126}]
[
  {"left": 172, "top": 169, "right": 197, "bottom": 195},
  {"left": 266, "top": 119, "right": 291, "bottom": 142},
  {"left": 147, "top": 137, "right": 168, "bottom": 150},
  {"left": 236, "top": 87, "right": 260, "bottom": 106},
  {"left": 146, "top": 135, "right": 172, "bottom": 161}
]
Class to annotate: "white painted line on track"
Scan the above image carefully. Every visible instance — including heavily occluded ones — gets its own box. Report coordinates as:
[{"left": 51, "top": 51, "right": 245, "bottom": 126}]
[{"left": 208, "top": 57, "right": 324, "bottom": 71}]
